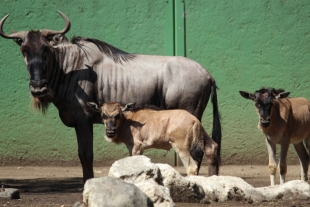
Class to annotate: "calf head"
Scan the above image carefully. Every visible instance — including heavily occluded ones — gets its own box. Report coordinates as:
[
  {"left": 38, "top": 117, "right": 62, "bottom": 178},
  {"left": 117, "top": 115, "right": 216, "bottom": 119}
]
[
  {"left": 239, "top": 88, "right": 290, "bottom": 127},
  {"left": 87, "top": 102, "right": 136, "bottom": 141}
]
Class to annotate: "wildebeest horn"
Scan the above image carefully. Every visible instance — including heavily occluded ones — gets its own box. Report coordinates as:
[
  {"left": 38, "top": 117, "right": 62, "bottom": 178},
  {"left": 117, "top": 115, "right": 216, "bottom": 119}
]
[
  {"left": 0, "top": 14, "right": 28, "bottom": 39},
  {"left": 40, "top": 11, "right": 71, "bottom": 37}
]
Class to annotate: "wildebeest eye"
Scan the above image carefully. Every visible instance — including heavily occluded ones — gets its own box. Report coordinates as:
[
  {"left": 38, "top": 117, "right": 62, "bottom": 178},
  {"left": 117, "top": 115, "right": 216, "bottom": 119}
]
[
  {"left": 53, "top": 36, "right": 59, "bottom": 42},
  {"left": 14, "top": 38, "right": 23, "bottom": 45}
]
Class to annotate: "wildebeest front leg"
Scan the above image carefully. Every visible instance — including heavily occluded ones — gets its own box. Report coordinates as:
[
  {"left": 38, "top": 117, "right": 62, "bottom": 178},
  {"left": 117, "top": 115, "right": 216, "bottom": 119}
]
[
  {"left": 293, "top": 141, "right": 309, "bottom": 181},
  {"left": 75, "top": 125, "right": 94, "bottom": 183},
  {"left": 126, "top": 143, "right": 142, "bottom": 156},
  {"left": 266, "top": 137, "right": 277, "bottom": 186},
  {"left": 279, "top": 139, "right": 290, "bottom": 185}
]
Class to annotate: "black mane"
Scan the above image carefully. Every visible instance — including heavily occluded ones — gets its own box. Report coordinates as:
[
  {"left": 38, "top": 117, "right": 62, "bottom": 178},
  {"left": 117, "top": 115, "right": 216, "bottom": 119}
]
[
  {"left": 71, "top": 36, "right": 135, "bottom": 63},
  {"left": 131, "top": 105, "right": 162, "bottom": 112},
  {"left": 255, "top": 87, "right": 285, "bottom": 94}
]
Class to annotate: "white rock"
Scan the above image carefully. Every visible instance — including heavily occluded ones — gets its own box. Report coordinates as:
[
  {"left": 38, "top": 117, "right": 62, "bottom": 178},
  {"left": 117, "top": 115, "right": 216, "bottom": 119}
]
[
  {"left": 108, "top": 155, "right": 162, "bottom": 185},
  {"left": 0, "top": 188, "right": 20, "bottom": 200},
  {"left": 135, "top": 180, "right": 175, "bottom": 207},
  {"left": 83, "top": 176, "right": 153, "bottom": 207},
  {"left": 156, "top": 163, "right": 206, "bottom": 203},
  {"left": 188, "top": 175, "right": 266, "bottom": 203},
  {"left": 256, "top": 180, "right": 310, "bottom": 201}
]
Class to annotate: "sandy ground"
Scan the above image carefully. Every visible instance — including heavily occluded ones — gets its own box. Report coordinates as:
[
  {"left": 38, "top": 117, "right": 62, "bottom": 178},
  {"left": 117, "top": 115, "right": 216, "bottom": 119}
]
[{"left": 0, "top": 165, "right": 309, "bottom": 206}]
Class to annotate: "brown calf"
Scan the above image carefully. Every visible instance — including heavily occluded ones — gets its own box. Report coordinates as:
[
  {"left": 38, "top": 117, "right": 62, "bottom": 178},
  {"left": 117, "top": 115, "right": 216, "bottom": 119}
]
[
  {"left": 239, "top": 88, "right": 310, "bottom": 186},
  {"left": 87, "top": 102, "right": 219, "bottom": 176}
]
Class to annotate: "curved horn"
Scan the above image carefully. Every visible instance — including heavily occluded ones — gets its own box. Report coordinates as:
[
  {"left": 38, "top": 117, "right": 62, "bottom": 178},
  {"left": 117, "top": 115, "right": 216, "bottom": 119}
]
[
  {"left": 40, "top": 11, "right": 71, "bottom": 37},
  {"left": 0, "top": 14, "right": 28, "bottom": 39}
]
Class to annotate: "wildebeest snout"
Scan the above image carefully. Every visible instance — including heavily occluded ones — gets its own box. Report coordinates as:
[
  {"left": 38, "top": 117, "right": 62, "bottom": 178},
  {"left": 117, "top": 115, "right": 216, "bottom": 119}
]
[
  {"left": 29, "top": 79, "right": 49, "bottom": 97},
  {"left": 30, "top": 79, "right": 48, "bottom": 87}
]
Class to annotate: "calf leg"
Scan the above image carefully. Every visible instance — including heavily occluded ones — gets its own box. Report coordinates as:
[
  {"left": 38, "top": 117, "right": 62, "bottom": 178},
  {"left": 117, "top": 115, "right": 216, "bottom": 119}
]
[
  {"left": 127, "top": 143, "right": 142, "bottom": 156},
  {"left": 279, "top": 139, "right": 290, "bottom": 185},
  {"left": 180, "top": 151, "right": 199, "bottom": 176},
  {"left": 173, "top": 146, "right": 198, "bottom": 176},
  {"left": 266, "top": 138, "right": 277, "bottom": 186},
  {"left": 294, "top": 141, "right": 309, "bottom": 181},
  {"left": 204, "top": 141, "right": 219, "bottom": 176}
]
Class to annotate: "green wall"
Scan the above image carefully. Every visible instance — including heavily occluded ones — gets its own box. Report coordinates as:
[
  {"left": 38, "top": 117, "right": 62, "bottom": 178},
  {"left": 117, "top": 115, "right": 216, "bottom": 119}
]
[
  {"left": 185, "top": 0, "right": 310, "bottom": 164},
  {"left": 0, "top": 0, "right": 309, "bottom": 166}
]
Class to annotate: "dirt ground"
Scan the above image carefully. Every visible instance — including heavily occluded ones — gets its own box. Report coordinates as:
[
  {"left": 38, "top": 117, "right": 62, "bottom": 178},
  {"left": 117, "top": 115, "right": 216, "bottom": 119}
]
[{"left": 0, "top": 165, "right": 309, "bottom": 207}]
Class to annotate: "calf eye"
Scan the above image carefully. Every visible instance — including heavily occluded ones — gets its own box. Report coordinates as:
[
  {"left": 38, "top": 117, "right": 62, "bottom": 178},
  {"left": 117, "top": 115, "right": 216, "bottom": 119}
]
[{"left": 114, "top": 114, "right": 120, "bottom": 119}]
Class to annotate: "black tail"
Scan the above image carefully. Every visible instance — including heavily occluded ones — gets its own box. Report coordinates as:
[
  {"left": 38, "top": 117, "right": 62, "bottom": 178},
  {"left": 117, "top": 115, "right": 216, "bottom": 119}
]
[{"left": 211, "top": 80, "right": 222, "bottom": 162}]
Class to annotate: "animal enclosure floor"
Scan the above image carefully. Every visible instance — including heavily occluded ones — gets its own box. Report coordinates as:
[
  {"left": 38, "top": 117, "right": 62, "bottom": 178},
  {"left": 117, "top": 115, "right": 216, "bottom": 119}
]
[{"left": 0, "top": 165, "right": 309, "bottom": 207}]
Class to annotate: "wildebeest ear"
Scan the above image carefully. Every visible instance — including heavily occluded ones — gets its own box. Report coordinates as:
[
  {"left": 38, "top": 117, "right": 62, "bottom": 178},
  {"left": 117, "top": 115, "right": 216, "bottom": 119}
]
[
  {"left": 122, "top": 102, "right": 136, "bottom": 112},
  {"left": 48, "top": 34, "right": 68, "bottom": 46},
  {"left": 86, "top": 102, "right": 102, "bottom": 112},
  {"left": 275, "top": 92, "right": 290, "bottom": 99},
  {"left": 239, "top": 91, "right": 254, "bottom": 100}
]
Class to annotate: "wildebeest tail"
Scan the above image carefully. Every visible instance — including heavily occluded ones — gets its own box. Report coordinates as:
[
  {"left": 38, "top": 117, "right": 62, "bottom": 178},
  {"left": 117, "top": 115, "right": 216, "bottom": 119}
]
[
  {"left": 211, "top": 80, "right": 222, "bottom": 162},
  {"left": 190, "top": 142, "right": 204, "bottom": 175}
]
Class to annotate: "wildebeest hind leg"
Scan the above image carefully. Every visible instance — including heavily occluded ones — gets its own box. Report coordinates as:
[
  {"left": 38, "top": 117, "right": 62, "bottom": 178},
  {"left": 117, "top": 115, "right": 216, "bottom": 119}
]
[
  {"left": 177, "top": 150, "right": 199, "bottom": 176},
  {"left": 293, "top": 141, "right": 309, "bottom": 181},
  {"left": 204, "top": 141, "right": 219, "bottom": 176}
]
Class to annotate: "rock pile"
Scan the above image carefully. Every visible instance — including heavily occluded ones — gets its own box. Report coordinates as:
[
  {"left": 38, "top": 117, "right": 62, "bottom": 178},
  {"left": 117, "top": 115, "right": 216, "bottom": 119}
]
[{"left": 79, "top": 156, "right": 310, "bottom": 207}]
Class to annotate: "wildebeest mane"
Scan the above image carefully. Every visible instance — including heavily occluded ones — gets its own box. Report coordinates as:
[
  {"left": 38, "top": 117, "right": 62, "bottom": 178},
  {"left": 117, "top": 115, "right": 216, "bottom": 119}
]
[
  {"left": 256, "top": 87, "right": 285, "bottom": 94},
  {"left": 71, "top": 36, "right": 135, "bottom": 63},
  {"left": 31, "top": 97, "right": 50, "bottom": 114},
  {"left": 131, "top": 105, "right": 162, "bottom": 112}
]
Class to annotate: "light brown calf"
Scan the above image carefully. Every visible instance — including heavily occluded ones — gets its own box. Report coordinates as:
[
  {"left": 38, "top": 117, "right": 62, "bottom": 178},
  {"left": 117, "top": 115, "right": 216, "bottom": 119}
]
[
  {"left": 239, "top": 88, "right": 310, "bottom": 186},
  {"left": 87, "top": 102, "right": 220, "bottom": 176}
]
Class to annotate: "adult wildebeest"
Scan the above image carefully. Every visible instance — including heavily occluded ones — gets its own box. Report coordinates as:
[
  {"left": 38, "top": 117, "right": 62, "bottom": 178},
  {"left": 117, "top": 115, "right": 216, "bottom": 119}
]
[
  {"left": 0, "top": 11, "right": 221, "bottom": 182},
  {"left": 239, "top": 88, "right": 310, "bottom": 186},
  {"left": 87, "top": 102, "right": 219, "bottom": 176}
]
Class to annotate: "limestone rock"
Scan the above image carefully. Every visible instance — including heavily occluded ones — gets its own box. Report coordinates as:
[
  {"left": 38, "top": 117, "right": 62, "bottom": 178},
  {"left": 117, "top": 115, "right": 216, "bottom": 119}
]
[
  {"left": 135, "top": 180, "right": 175, "bottom": 207},
  {"left": 188, "top": 175, "right": 266, "bottom": 203},
  {"left": 0, "top": 188, "right": 20, "bottom": 200},
  {"left": 83, "top": 176, "right": 153, "bottom": 207},
  {"left": 256, "top": 180, "right": 310, "bottom": 201},
  {"left": 156, "top": 163, "right": 206, "bottom": 203},
  {"left": 108, "top": 155, "right": 162, "bottom": 185}
]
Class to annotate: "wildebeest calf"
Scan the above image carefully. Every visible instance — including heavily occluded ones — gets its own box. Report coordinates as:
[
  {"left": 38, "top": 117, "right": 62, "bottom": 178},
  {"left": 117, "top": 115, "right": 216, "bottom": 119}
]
[
  {"left": 87, "top": 102, "right": 219, "bottom": 176},
  {"left": 239, "top": 88, "right": 310, "bottom": 186}
]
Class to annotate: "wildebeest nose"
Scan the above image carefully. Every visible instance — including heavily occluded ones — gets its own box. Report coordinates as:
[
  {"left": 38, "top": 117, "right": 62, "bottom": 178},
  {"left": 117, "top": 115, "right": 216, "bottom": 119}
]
[{"left": 30, "top": 79, "right": 48, "bottom": 87}]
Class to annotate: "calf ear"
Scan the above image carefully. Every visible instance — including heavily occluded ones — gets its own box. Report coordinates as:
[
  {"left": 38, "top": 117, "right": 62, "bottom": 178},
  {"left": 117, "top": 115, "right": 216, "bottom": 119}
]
[
  {"left": 86, "top": 102, "right": 102, "bottom": 112},
  {"left": 239, "top": 91, "right": 254, "bottom": 100},
  {"left": 122, "top": 102, "right": 136, "bottom": 111},
  {"left": 275, "top": 92, "right": 290, "bottom": 99}
]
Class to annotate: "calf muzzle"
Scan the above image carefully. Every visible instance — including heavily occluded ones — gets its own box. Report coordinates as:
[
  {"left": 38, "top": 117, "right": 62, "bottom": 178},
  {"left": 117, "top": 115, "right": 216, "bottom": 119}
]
[
  {"left": 105, "top": 129, "right": 116, "bottom": 138},
  {"left": 260, "top": 118, "right": 270, "bottom": 127}
]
